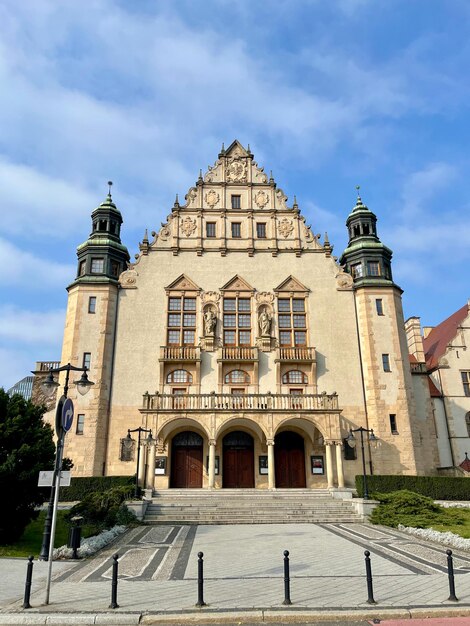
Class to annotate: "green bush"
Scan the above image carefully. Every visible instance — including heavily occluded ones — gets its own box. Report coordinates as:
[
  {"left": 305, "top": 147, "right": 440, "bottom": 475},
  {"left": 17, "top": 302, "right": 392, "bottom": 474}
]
[
  {"left": 369, "top": 490, "right": 467, "bottom": 529},
  {"left": 66, "top": 485, "right": 136, "bottom": 534},
  {"left": 60, "top": 476, "right": 134, "bottom": 501},
  {"left": 355, "top": 474, "right": 470, "bottom": 500}
]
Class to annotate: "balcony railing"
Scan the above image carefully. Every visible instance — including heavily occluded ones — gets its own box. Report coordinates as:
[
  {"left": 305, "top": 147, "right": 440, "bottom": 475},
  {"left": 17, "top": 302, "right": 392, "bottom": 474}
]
[
  {"left": 218, "top": 346, "right": 259, "bottom": 361},
  {"left": 276, "top": 347, "right": 316, "bottom": 361},
  {"left": 160, "top": 346, "right": 201, "bottom": 361},
  {"left": 142, "top": 392, "right": 338, "bottom": 412},
  {"left": 410, "top": 362, "right": 427, "bottom": 374},
  {"left": 34, "top": 361, "right": 61, "bottom": 372}
]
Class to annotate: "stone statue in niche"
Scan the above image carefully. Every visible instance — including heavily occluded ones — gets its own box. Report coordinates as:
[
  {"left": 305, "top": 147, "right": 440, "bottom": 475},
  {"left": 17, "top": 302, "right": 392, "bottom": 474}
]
[
  {"left": 258, "top": 310, "right": 272, "bottom": 336},
  {"left": 204, "top": 309, "right": 217, "bottom": 336}
]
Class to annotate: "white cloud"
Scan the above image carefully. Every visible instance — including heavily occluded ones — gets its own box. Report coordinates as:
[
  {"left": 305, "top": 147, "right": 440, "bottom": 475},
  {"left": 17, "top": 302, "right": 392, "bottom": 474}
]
[
  {"left": 0, "top": 305, "right": 65, "bottom": 345},
  {"left": 401, "top": 163, "right": 458, "bottom": 218}
]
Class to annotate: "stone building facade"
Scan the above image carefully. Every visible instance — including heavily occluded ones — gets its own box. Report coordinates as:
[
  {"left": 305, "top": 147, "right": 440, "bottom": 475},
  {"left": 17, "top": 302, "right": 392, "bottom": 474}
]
[{"left": 47, "top": 140, "right": 444, "bottom": 490}]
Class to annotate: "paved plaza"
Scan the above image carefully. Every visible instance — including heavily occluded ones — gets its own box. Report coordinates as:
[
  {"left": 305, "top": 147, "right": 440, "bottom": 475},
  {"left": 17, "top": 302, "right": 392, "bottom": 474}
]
[{"left": 1, "top": 523, "right": 470, "bottom": 623}]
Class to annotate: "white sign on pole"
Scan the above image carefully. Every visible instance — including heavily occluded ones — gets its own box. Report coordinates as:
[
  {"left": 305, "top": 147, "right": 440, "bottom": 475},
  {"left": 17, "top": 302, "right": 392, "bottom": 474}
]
[{"left": 38, "top": 470, "right": 71, "bottom": 487}]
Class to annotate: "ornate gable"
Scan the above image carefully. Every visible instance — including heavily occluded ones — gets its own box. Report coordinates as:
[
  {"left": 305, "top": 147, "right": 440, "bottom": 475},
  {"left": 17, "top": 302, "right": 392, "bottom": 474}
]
[
  {"left": 220, "top": 275, "right": 255, "bottom": 292},
  {"left": 274, "top": 276, "right": 310, "bottom": 293},
  {"left": 165, "top": 274, "right": 201, "bottom": 293}
]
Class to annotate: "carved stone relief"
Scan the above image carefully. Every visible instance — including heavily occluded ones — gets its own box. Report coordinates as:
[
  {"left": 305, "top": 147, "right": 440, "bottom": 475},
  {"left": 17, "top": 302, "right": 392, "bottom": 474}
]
[
  {"left": 276, "top": 189, "right": 288, "bottom": 208},
  {"left": 181, "top": 216, "right": 197, "bottom": 237},
  {"left": 205, "top": 190, "right": 220, "bottom": 209},
  {"left": 254, "top": 190, "right": 269, "bottom": 209},
  {"left": 120, "top": 268, "right": 138, "bottom": 289},
  {"left": 158, "top": 223, "right": 171, "bottom": 241},
  {"left": 201, "top": 291, "right": 221, "bottom": 304},
  {"left": 226, "top": 158, "right": 247, "bottom": 183},
  {"left": 335, "top": 272, "right": 354, "bottom": 291},
  {"left": 255, "top": 291, "right": 275, "bottom": 306},
  {"left": 185, "top": 187, "right": 198, "bottom": 207},
  {"left": 252, "top": 162, "right": 268, "bottom": 183},
  {"left": 278, "top": 218, "right": 294, "bottom": 238}
]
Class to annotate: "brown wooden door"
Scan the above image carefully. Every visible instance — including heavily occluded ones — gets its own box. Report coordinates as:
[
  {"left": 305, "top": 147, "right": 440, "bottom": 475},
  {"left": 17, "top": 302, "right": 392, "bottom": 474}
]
[
  {"left": 222, "top": 431, "right": 254, "bottom": 488},
  {"left": 275, "top": 431, "right": 306, "bottom": 488},
  {"left": 171, "top": 447, "right": 203, "bottom": 488}
]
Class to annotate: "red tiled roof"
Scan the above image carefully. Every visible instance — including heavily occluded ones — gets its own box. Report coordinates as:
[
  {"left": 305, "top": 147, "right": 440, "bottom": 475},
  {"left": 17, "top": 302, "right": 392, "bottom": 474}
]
[
  {"left": 428, "top": 377, "right": 442, "bottom": 397},
  {"left": 459, "top": 454, "right": 470, "bottom": 472},
  {"left": 423, "top": 303, "right": 469, "bottom": 370},
  {"left": 408, "top": 354, "right": 418, "bottom": 363}
]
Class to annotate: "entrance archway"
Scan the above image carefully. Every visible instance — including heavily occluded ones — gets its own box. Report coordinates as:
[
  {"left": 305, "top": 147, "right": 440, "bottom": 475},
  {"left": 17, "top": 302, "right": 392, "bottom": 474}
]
[
  {"left": 170, "top": 431, "right": 203, "bottom": 488},
  {"left": 223, "top": 431, "right": 254, "bottom": 488},
  {"left": 275, "top": 431, "right": 306, "bottom": 488}
]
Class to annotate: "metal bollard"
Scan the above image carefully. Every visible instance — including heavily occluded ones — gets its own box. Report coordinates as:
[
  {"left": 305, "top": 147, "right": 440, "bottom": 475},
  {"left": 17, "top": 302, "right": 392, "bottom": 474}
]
[
  {"left": 109, "top": 554, "right": 120, "bottom": 609},
  {"left": 446, "top": 549, "right": 458, "bottom": 602},
  {"left": 282, "top": 550, "right": 292, "bottom": 605},
  {"left": 364, "top": 550, "right": 377, "bottom": 604},
  {"left": 196, "top": 551, "right": 206, "bottom": 607},
  {"left": 22, "top": 556, "right": 34, "bottom": 609}
]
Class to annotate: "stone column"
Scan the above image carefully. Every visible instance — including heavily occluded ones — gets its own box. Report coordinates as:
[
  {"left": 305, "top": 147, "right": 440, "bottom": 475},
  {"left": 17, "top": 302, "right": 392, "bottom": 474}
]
[
  {"left": 325, "top": 442, "right": 334, "bottom": 488},
  {"left": 335, "top": 441, "right": 345, "bottom": 488},
  {"left": 208, "top": 439, "right": 216, "bottom": 488},
  {"left": 146, "top": 439, "right": 156, "bottom": 490},
  {"left": 138, "top": 442, "right": 146, "bottom": 487},
  {"left": 267, "top": 439, "right": 275, "bottom": 489}
]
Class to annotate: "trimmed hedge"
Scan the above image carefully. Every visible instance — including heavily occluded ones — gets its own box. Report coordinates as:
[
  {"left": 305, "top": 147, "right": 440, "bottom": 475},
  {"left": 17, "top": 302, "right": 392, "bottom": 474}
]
[
  {"left": 59, "top": 476, "right": 135, "bottom": 502},
  {"left": 355, "top": 475, "right": 470, "bottom": 501}
]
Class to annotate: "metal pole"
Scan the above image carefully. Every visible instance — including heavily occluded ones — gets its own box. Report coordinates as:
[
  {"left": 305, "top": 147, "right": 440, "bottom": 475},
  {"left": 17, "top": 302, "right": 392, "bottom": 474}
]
[
  {"left": 109, "top": 554, "right": 120, "bottom": 609},
  {"left": 22, "top": 556, "right": 34, "bottom": 609},
  {"left": 135, "top": 429, "right": 141, "bottom": 498},
  {"left": 360, "top": 429, "right": 369, "bottom": 500},
  {"left": 196, "top": 551, "right": 206, "bottom": 607},
  {"left": 364, "top": 550, "right": 376, "bottom": 604},
  {"left": 446, "top": 549, "right": 458, "bottom": 602},
  {"left": 282, "top": 550, "right": 292, "bottom": 605},
  {"left": 44, "top": 430, "right": 64, "bottom": 605}
]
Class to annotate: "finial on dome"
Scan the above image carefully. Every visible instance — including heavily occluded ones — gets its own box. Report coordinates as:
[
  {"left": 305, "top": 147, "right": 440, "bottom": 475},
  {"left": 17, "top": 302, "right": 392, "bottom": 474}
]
[
  {"left": 355, "top": 184, "right": 362, "bottom": 203},
  {"left": 107, "top": 180, "right": 113, "bottom": 199}
]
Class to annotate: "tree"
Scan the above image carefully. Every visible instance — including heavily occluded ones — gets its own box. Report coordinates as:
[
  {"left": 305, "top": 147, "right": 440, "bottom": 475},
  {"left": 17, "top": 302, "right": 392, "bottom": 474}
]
[{"left": 0, "top": 389, "right": 55, "bottom": 543}]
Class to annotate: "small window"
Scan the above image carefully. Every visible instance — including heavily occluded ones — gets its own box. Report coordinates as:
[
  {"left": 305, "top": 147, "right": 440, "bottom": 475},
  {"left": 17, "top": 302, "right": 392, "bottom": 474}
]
[
  {"left": 367, "top": 261, "right": 380, "bottom": 276},
  {"left": 167, "top": 369, "right": 192, "bottom": 384},
  {"left": 282, "top": 370, "right": 307, "bottom": 384},
  {"left": 111, "top": 261, "right": 120, "bottom": 277},
  {"left": 168, "top": 330, "right": 180, "bottom": 344},
  {"left": 90, "top": 258, "right": 104, "bottom": 274},
  {"left": 79, "top": 260, "right": 86, "bottom": 276},
  {"left": 466, "top": 412, "right": 470, "bottom": 437},
  {"left": 76, "top": 414, "right": 85, "bottom": 435},
  {"left": 389, "top": 414, "right": 398, "bottom": 434},
  {"left": 353, "top": 225, "right": 361, "bottom": 236},
  {"left": 239, "top": 331, "right": 251, "bottom": 345},
  {"left": 88, "top": 297, "right": 97, "bottom": 314},
  {"left": 376, "top": 299, "right": 384, "bottom": 316},
  {"left": 99, "top": 220, "right": 107, "bottom": 231},
  {"left": 462, "top": 372, "right": 470, "bottom": 397},
  {"left": 184, "top": 298, "right": 196, "bottom": 311},
  {"left": 382, "top": 354, "right": 391, "bottom": 372},
  {"left": 224, "top": 330, "right": 236, "bottom": 345},
  {"left": 231, "top": 222, "right": 241, "bottom": 238},
  {"left": 363, "top": 224, "right": 370, "bottom": 235},
  {"left": 351, "top": 263, "right": 363, "bottom": 278},
  {"left": 206, "top": 222, "right": 216, "bottom": 238},
  {"left": 169, "top": 298, "right": 181, "bottom": 311},
  {"left": 83, "top": 352, "right": 91, "bottom": 370},
  {"left": 231, "top": 195, "right": 241, "bottom": 209},
  {"left": 257, "top": 223, "right": 267, "bottom": 238},
  {"left": 343, "top": 438, "right": 357, "bottom": 460},
  {"left": 225, "top": 370, "right": 250, "bottom": 384}
]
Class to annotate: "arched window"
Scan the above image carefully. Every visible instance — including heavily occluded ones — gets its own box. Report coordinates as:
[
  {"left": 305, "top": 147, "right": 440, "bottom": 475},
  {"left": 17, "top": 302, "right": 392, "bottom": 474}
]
[
  {"left": 225, "top": 369, "right": 250, "bottom": 384},
  {"left": 282, "top": 370, "right": 307, "bottom": 384},
  {"left": 167, "top": 369, "right": 192, "bottom": 384},
  {"left": 466, "top": 412, "right": 470, "bottom": 438}
]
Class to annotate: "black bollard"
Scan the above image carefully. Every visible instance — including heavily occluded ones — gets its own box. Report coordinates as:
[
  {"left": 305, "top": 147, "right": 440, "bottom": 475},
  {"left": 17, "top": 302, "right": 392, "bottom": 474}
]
[
  {"left": 196, "top": 551, "right": 206, "bottom": 607},
  {"left": 446, "top": 549, "right": 459, "bottom": 602},
  {"left": 109, "top": 554, "right": 120, "bottom": 609},
  {"left": 22, "top": 556, "right": 34, "bottom": 609},
  {"left": 364, "top": 550, "right": 377, "bottom": 605},
  {"left": 282, "top": 550, "right": 292, "bottom": 605}
]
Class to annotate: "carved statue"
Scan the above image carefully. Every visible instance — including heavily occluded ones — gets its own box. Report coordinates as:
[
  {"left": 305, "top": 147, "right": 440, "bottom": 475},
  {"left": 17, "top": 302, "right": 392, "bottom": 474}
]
[
  {"left": 258, "top": 310, "right": 272, "bottom": 336},
  {"left": 204, "top": 309, "right": 217, "bottom": 336}
]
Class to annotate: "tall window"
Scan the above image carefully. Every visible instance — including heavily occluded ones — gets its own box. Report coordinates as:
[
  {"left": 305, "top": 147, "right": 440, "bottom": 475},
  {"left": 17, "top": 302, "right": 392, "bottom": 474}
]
[
  {"left": 231, "top": 195, "right": 241, "bottom": 209},
  {"left": 167, "top": 297, "right": 196, "bottom": 345},
  {"left": 90, "top": 258, "right": 104, "bottom": 274},
  {"left": 79, "top": 260, "right": 86, "bottom": 276},
  {"left": 223, "top": 297, "right": 251, "bottom": 345},
  {"left": 206, "top": 222, "right": 216, "bottom": 238},
  {"left": 83, "top": 352, "right": 91, "bottom": 370},
  {"left": 367, "top": 261, "right": 380, "bottom": 276},
  {"left": 88, "top": 296, "right": 96, "bottom": 314},
  {"left": 382, "top": 354, "right": 391, "bottom": 372},
  {"left": 462, "top": 371, "right": 470, "bottom": 397},
  {"left": 231, "top": 222, "right": 241, "bottom": 238},
  {"left": 376, "top": 299, "right": 384, "bottom": 315},
  {"left": 76, "top": 414, "right": 85, "bottom": 435},
  {"left": 389, "top": 414, "right": 398, "bottom": 434},
  {"left": 351, "top": 263, "right": 363, "bottom": 278},
  {"left": 278, "top": 297, "right": 307, "bottom": 347},
  {"left": 256, "top": 223, "right": 267, "bottom": 239}
]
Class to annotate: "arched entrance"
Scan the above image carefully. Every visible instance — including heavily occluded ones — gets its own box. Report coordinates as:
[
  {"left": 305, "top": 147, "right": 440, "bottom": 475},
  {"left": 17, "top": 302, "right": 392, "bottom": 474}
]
[
  {"left": 275, "top": 431, "right": 306, "bottom": 488},
  {"left": 170, "top": 431, "right": 203, "bottom": 488},
  {"left": 223, "top": 431, "right": 254, "bottom": 488}
]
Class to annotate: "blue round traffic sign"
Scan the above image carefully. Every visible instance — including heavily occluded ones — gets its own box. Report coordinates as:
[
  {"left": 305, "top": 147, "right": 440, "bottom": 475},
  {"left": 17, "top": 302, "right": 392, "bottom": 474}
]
[{"left": 62, "top": 398, "right": 74, "bottom": 433}]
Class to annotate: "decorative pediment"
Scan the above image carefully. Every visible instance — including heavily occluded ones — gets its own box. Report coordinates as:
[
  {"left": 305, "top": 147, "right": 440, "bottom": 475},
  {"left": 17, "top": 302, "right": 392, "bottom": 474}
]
[
  {"left": 274, "top": 276, "right": 310, "bottom": 293},
  {"left": 220, "top": 275, "right": 255, "bottom": 292},
  {"left": 165, "top": 274, "right": 201, "bottom": 293},
  {"left": 224, "top": 140, "right": 249, "bottom": 158}
]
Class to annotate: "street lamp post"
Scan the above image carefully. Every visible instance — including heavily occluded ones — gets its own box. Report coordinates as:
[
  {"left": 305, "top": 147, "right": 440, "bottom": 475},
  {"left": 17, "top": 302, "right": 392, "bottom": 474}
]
[
  {"left": 346, "top": 426, "right": 378, "bottom": 500},
  {"left": 37, "top": 363, "right": 94, "bottom": 561},
  {"left": 126, "top": 427, "right": 153, "bottom": 497}
]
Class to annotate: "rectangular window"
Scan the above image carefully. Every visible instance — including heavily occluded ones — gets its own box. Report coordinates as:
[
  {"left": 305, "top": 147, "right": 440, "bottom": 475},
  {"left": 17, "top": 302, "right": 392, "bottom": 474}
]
[
  {"left": 231, "top": 195, "right": 241, "bottom": 209},
  {"left": 76, "top": 414, "right": 85, "bottom": 435},
  {"left": 256, "top": 223, "right": 267, "bottom": 238},
  {"left": 224, "top": 330, "right": 236, "bottom": 345},
  {"left": 231, "top": 222, "right": 241, "bottom": 238},
  {"left": 382, "top": 354, "right": 391, "bottom": 372},
  {"left": 169, "top": 298, "right": 181, "bottom": 311},
  {"left": 293, "top": 314, "right": 306, "bottom": 328},
  {"left": 168, "top": 313, "right": 181, "bottom": 327},
  {"left": 79, "top": 260, "right": 86, "bottom": 276},
  {"left": 111, "top": 261, "right": 120, "bottom": 277},
  {"left": 376, "top": 299, "right": 384, "bottom": 315},
  {"left": 389, "top": 414, "right": 398, "bottom": 434},
  {"left": 367, "top": 261, "right": 380, "bottom": 276},
  {"left": 223, "top": 296, "right": 251, "bottom": 346},
  {"left": 184, "top": 298, "right": 196, "bottom": 311},
  {"left": 168, "top": 329, "right": 180, "bottom": 344},
  {"left": 238, "top": 314, "right": 251, "bottom": 327},
  {"left": 183, "top": 313, "right": 196, "bottom": 327},
  {"left": 462, "top": 371, "right": 470, "bottom": 397},
  {"left": 206, "top": 222, "right": 216, "bottom": 238},
  {"left": 280, "top": 331, "right": 291, "bottom": 346},
  {"left": 351, "top": 263, "right": 363, "bottom": 278},
  {"left": 183, "top": 330, "right": 195, "bottom": 345},
  {"left": 277, "top": 297, "right": 307, "bottom": 347},
  {"left": 239, "top": 331, "right": 251, "bottom": 345},
  {"left": 167, "top": 296, "right": 196, "bottom": 346},
  {"left": 90, "top": 258, "right": 104, "bottom": 274},
  {"left": 83, "top": 352, "right": 91, "bottom": 370},
  {"left": 224, "top": 314, "right": 236, "bottom": 327},
  {"left": 88, "top": 297, "right": 96, "bottom": 314},
  {"left": 238, "top": 298, "right": 250, "bottom": 311},
  {"left": 224, "top": 298, "right": 236, "bottom": 312}
]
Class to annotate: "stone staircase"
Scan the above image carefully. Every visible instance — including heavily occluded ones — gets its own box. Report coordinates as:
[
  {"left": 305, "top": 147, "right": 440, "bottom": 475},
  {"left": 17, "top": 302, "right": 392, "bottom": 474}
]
[{"left": 143, "top": 489, "right": 362, "bottom": 524}]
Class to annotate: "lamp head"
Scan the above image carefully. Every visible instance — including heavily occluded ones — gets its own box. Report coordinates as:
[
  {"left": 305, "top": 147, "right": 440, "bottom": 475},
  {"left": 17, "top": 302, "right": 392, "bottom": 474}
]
[
  {"left": 346, "top": 429, "right": 356, "bottom": 448},
  {"left": 74, "top": 369, "right": 95, "bottom": 396},
  {"left": 40, "top": 369, "right": 60, "bottom": 397}
]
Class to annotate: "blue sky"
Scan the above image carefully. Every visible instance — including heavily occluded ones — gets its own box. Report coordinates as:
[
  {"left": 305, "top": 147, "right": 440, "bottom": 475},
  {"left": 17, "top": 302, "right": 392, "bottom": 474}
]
[{"left": 1, "top": 0, "right": 470, "bottom": 389}]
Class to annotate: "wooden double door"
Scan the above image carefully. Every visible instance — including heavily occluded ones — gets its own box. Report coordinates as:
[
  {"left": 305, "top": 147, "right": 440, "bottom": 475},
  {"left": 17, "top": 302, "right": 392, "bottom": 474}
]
[
  {"left": 275, "top": 431, "right": 306, "bottom": 488},
  {"left": 170, "top": 431, "right": 203, "bottom": 488},
  {"left": 223, "top": 431, "right": 254, "bottom": 488}
]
